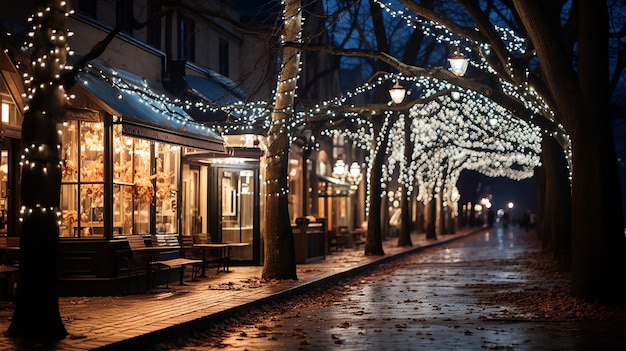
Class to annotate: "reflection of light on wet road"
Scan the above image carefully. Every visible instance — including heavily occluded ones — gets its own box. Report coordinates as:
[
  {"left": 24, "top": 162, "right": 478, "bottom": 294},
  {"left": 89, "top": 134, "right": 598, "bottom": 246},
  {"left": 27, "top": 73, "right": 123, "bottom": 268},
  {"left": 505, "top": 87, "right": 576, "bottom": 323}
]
[
  {"left": 441, "top": 248, "right": 464, "bottom": 263},
  {"left": 193, "top": 228, "right": 626, "bottom": 350}
]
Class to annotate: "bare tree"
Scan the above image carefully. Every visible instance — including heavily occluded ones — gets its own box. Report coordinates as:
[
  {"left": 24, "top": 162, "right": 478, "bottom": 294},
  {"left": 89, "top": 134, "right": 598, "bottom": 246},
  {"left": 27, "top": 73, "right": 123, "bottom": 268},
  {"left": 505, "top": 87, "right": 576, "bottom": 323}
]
[
  {"left": 261, "top": 0, "right": 302, "bottom": 280},
  {"left": 7, "top": 0, "right": 69, "bottom": 340}
]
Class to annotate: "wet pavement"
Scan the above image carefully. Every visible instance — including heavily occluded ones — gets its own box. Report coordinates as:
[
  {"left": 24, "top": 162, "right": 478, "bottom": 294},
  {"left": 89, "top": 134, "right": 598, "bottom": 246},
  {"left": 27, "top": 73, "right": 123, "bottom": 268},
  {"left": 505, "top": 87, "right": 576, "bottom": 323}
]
[
  {"left": 0, "top": 227, "right": 480, "bottom": 350},
  {"left": 154, "top": 227, "right": 626, "bottom": 351}
]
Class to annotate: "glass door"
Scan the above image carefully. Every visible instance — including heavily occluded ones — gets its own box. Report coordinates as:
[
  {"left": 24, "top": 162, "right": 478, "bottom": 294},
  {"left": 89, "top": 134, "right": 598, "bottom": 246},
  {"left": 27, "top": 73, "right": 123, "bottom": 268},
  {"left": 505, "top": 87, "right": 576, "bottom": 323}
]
[
  {"left": 182, "top": 164, "right": 201, "bottom": 235},
  {"left": 218, "top": 168, "right": 254, "bottom": 261}
]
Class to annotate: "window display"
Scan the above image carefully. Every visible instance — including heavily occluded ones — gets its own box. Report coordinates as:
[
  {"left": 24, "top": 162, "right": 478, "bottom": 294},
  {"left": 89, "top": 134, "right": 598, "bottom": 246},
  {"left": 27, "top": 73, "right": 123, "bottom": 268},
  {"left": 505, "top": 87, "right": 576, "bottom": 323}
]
[
  {"left": 155, "top": 142, "right": 179, "bottom": 234},
  {"left": 60, "top": 121, "right": 180, "bottom": 238}
]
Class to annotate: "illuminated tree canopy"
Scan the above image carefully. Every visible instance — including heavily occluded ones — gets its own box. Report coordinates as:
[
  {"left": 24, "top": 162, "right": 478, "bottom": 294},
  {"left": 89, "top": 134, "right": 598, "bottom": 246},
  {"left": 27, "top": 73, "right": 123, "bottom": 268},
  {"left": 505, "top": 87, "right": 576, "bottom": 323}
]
[{"left": 388, "top": 94, "right": 542, "bottom": 213}]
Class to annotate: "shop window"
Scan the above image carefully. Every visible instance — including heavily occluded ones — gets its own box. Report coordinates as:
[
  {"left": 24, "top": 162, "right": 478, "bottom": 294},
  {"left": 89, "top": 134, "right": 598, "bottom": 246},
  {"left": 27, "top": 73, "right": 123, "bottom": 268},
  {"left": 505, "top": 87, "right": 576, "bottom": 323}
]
[
  {"left": 111, "top": 127, "right": 180, "bottom": 236},
  {"left": 1, "top": 94, "right": 21, "bottom": 128},
  {"left": 60, "top": 121, "right": 105, "bottom": 237},
  {"left": 60, "top": 122, "right": 180, "bottom": 238},
  {"left": 112, "top": 130, "right": 134, "bottom": 236},
  {"left": 131, "top": 138, "right": 152, "bottom": 234},
  {"left": 155, "top": 143, "right": 179, "bottom": 234}
]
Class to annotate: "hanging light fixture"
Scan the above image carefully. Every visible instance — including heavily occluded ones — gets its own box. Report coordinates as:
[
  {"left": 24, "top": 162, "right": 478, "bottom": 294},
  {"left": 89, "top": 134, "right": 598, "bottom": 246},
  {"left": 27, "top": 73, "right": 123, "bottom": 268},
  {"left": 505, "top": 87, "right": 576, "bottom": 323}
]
[
  {"left": 388, "top": 81, "right": 406, "bottom": 104},
  {"left": 347, "top": 161, "right": 363, "bottom": 193},
  {"left": 447, "top": 48, "right": 470, "bottom": 77},
  {"left": 332, "top": 158, "right": 346, "bottom": 179}
]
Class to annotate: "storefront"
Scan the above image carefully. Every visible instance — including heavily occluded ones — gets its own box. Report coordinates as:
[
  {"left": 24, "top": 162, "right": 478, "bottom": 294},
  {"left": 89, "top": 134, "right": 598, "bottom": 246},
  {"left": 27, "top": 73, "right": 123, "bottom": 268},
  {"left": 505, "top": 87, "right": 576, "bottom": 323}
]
[
  {"left": 55, "top": 60, "right": 227, "bottom": 295},
  {"left": 181, "top": 132, "right": 264, "bottom": 267},
  {"left": 0, "top": 50, "right": 264, "bottom": 294},
  {"left": 179, "top": 72, "right": 266, "bottom": 266},
  {"left": 0, "top": 50, "right": 25, "bottom": 242}
]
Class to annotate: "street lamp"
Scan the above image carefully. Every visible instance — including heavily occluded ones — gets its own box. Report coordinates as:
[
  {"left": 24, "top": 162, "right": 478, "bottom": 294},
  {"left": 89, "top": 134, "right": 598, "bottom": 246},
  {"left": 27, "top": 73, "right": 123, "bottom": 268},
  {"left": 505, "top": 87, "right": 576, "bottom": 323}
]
[
  {"left": 447, "top": 48, "right": 470, "bottom": 77},
  {"left": 388, "top": 81, "right": 406, "bottom": 104},
  {"left": 332, "top": 158, "right": 346, "bottom": 179},
  {"left": 347, "top": 162, "right": 363, "bottom": 192}
]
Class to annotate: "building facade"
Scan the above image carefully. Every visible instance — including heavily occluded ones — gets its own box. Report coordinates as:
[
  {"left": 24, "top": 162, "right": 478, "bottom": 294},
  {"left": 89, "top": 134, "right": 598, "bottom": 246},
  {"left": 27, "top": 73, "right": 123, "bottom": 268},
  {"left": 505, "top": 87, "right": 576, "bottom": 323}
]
[
  {"left": 0, "top": 0, "right": 366, "bottom": 295},
  {"left": 0, "top": 0, "right": 272, "bottom": 295}
]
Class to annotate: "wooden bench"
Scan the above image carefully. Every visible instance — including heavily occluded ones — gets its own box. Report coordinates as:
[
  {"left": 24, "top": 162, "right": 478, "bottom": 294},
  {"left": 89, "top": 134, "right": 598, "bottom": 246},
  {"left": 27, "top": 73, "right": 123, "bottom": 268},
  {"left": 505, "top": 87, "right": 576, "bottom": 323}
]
[{"left": 126, "top": 235, "right": 201, "bottom": 289}]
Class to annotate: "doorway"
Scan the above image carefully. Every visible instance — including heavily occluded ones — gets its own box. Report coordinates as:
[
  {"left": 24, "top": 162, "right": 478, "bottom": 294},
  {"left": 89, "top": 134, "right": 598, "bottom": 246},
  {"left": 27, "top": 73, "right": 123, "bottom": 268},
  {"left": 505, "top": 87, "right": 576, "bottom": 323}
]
[{"left": 209, "top": 166, "right": 258, "bottom": 263}]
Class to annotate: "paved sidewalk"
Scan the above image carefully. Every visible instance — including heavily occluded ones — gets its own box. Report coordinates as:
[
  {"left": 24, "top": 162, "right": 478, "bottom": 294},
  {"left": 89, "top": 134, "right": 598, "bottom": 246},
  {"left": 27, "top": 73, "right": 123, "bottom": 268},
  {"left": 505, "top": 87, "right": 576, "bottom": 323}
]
[{"left": 0, "top": 228, "right": 482, "bottom": 350}]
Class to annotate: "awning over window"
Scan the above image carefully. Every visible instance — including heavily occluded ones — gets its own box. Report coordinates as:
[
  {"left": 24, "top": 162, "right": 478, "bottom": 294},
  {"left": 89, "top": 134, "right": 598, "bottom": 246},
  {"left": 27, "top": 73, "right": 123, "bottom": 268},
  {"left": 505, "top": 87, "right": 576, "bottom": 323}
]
[
  {"left": 182, "top": 73, "right": 268, "bottom": 135},
  {"left": 72, "top": 60, "right": 225, "bottom": 153},
  {"left": 184, "top": 74, "right": 246, "bottom": 105}
]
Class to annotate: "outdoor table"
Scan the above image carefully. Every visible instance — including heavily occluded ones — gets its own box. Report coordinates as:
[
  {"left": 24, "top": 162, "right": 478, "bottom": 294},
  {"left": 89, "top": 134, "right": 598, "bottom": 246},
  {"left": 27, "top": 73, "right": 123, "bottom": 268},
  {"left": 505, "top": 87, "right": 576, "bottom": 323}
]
[
  {"left": 193, "top": 243, "right": 250, "bottom": 276},
  {"left": 193, "top": 243, "right": 228, "bottom": 276}
]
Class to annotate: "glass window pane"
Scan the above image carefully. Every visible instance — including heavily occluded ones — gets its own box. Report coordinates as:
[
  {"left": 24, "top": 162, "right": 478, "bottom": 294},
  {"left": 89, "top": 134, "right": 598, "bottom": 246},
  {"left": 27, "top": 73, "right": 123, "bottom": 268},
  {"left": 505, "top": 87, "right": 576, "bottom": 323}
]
[
  {"left": 133, "top": 139, "right": 152, "bottom": 234},
  {"left": 61, "top": 121, "right": 79, "bottom": 182},
  {"left": 60, "top": 184, "right": 78, "bottom": 237},
  {"left": 113, "top": 183, "right": 132, "bottom": 236},
  {"left": 155, "top": 143, "right": 179, "bottom": 234}
]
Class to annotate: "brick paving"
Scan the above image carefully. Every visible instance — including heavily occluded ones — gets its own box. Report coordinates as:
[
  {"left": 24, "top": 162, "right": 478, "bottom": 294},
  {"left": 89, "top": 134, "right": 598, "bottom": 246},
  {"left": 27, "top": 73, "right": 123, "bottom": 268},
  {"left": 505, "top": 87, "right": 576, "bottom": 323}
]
[{"left": 0, "top": 228, "right": 481, "bottom": 350}]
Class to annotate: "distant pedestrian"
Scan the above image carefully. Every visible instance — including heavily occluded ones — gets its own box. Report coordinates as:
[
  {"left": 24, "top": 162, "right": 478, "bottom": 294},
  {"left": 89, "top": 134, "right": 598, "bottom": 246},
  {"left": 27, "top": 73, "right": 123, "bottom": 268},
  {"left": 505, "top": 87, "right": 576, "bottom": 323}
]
[
  {"left": 503, "top": 211, "right": 510, "bottom": 229},
  {"left": 487, "top": 208, "right": 495, "bottom": 227},
  {"left": 521, "top": 209, "right": 534, "bottom": 232},
  {"left": 521, "top": 210, "right": 530, "bottom": 231}
]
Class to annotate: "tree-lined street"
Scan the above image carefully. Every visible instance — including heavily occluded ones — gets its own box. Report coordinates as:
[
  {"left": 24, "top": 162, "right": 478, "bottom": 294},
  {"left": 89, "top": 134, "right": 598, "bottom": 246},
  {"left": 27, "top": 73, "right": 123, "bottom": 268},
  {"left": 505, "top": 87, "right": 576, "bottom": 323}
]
[
  {"left": 154, "top": 227, "right": 626, "bottom": 350},
  {"left": 0, "top": 0, "right": 624, "bottom": 343}
]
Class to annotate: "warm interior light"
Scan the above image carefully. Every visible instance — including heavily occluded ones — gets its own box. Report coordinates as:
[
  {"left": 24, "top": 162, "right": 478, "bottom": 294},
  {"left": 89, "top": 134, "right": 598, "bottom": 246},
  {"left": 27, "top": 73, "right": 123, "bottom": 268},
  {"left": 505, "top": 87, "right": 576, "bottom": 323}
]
[
  {"left": 388, "top": 81, "right": 406, "bottom": 104},
  {"left": 1, "top": 103, "right": 9, "bottom": 123}
]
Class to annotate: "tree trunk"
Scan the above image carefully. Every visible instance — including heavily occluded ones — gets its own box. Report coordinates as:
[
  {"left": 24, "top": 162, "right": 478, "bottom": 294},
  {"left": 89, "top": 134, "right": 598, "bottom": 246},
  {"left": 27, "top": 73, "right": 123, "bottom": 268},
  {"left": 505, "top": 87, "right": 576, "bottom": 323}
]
[
  {"left": 533, "top": 165, "right": 547, "bottom": 243},
  {"left": 425, "top": 197, "right": 437, "bottom": 240},
  {"left": 436, "top": 190, "right": 445, "bottom": 236},
  {"left": 571, "top": 0, "right": 626, "bottom": 304},
  {"left": 397, "top": 191, "right": 412, "bottom": 247},
  {"left": 514, "top": 0, "right": 626, "bottom": 304},
  {"left": 415, "top": 201, "right": 425, "bottom": 232},
  {"left": 446, "top": 207, "right": 456, "bottom": 234},
  {"left": 541, "top": 135, "right": 572, "bottom": 266},
  {"left": 261, "top": 0, "right": 302, "bottom": 280},
  {"left": 397, "top": 113, "right": 412, "bottom": 247},
  {"left": 365, "top": 117, "right": 386, "bottom": 255},
  {"left": 363, "top": 0, "right": 392, "bottom": 256},
  {"left": 7, "top": 0, "right": 68, "bottom": 340}
]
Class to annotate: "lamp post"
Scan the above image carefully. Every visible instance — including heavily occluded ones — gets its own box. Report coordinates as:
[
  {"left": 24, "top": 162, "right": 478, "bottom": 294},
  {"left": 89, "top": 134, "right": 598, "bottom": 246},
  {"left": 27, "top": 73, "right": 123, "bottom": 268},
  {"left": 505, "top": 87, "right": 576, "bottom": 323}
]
[
  {"left": 389, "top": 81, "right": 407, "bottom": 104},
  {"left": 332, "top": 158, "right": 346, "bottom": 180},
  {"left": 447, "top": 48, "right": 470, "bottom": 77},
  {"left": 347, "top": 162, "right": 363, "bottom": 193},
  {"left": 389, "top": 81, "right": 414, "bottom": 245}
]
